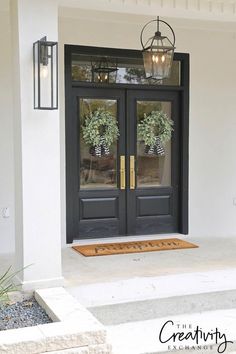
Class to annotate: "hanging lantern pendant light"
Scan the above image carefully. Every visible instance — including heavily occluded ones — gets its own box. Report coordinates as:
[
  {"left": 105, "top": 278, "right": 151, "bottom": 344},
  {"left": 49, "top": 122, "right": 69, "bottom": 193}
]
[
  {"left": 140, "top": 16, "right": 176, "bottom": 80},
  {"left": 92, "top": 57, "right": 118, "bottom": 83}
]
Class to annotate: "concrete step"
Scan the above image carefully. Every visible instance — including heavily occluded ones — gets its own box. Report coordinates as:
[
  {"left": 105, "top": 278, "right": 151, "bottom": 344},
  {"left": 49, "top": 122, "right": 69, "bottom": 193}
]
[
  {"left": 88, "top": 289, "right": 236, "bottom": 325},
  {"left": 67, "top": 268, "right": 236, "bottom": 353},
  {"left": 67, "top": 268, "right": 236, "bottom": 323},
  {"left": 67, "top": 268, "right": 236, "bottom": 308}
]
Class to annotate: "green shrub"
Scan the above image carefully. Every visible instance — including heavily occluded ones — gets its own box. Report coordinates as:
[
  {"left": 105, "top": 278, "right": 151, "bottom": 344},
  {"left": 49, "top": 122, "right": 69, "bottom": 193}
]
[{"left": 0, "top": 266, "right": 21, "bottom": 304}]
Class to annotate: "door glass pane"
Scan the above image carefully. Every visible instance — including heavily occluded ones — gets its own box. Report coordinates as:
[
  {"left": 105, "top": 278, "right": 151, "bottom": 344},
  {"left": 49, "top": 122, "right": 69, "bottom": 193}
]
[
  {"left": 137, "top": 101, "right": 172, "bottom": 187},
  {"left": 79, "top": 98, "right": 118, "bottom": 189},
  {"left": 72, "top": 53, "right": 181, "bottom": 86}
]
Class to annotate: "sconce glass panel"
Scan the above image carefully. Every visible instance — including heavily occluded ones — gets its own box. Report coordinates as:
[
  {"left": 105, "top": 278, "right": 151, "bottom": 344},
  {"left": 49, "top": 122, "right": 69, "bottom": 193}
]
[{"left": 33, "top": 37, "right": 58, "bottom": 110}]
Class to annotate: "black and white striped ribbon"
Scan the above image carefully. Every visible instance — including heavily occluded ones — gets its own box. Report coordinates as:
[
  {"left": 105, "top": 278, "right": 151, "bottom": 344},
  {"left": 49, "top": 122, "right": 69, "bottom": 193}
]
[
  {"left": 94, "top": 136, "right": 110, "bottom": 157},
  {"left": 147, "top": 136, "right": 165, "bottom": 156}
]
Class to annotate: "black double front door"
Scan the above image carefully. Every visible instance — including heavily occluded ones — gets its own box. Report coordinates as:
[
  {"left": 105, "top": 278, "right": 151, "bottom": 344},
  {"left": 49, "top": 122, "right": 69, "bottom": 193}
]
[{"left": 69, "top": 86, "right": 180, "bottom": 239}]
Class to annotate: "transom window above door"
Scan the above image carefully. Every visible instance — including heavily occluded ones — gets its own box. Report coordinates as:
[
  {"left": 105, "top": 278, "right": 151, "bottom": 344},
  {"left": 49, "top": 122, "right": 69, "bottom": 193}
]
[{"left": 71, "top": 52, "right": 181, "bottom": 86}]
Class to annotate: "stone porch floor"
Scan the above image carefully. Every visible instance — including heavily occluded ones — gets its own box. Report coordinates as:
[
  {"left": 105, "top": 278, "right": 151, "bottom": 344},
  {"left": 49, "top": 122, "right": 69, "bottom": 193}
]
[
  {"left": 1, "top": 235, "right": 236, "bottom": 307},
  {"left": 63, "top": 235, "right": 236, "bottom": 287},
  {"left": 62, "top": 235, "right": 236, "bottom": 305},
  {"left": 1, "top": 235, "right": 236, "bottom": 353}
]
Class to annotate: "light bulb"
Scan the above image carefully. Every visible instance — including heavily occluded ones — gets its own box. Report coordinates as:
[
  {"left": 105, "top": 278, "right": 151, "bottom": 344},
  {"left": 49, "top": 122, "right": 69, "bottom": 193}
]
[
  {"left": 152, "top": 55, "right": 159, "bottom": 63},
  {"left": 41, "top": 65, "right": 48, "bottom": 79},
  {"left": 161, "top": 55, "right": 166, "bottom": 63}
]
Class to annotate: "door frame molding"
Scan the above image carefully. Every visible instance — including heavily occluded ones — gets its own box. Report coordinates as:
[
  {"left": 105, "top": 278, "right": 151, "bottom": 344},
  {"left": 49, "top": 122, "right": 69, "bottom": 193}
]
[{"left": 65, "top": 44, "right": 189, "bottom": 244}]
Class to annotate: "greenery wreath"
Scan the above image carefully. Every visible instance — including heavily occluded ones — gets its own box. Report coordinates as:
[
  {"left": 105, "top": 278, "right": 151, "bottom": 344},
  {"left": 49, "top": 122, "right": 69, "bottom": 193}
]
[
  {"left": 137, "top": 110, "right": 174, "bottom": 155},
  {"left": 82, "top": 108, "right": 120, "bottom": 157}
]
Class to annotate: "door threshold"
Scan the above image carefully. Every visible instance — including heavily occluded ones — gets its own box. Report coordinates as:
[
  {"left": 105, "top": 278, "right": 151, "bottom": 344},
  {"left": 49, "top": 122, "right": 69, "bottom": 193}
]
[{"left": 71, "top": 233, "right": 184, "bottom": 246}]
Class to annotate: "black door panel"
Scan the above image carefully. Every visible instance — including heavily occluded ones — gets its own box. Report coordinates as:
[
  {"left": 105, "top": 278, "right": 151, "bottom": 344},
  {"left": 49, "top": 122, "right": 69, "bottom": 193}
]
[
  {"left": 74, "top": 87, "right": 126, "bottom": 239},
  {"left": 70, "top": 87, "right": 180, "bottom": 239},
  {"left": 127, "top": 90, "right": 180, "bottom": 235}
]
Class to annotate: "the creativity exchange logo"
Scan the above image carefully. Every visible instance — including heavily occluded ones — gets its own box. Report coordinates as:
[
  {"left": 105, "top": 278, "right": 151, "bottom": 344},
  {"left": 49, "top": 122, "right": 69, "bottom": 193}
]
[{"left": 158, "top": 320, "right": 233, "bottom": 353}]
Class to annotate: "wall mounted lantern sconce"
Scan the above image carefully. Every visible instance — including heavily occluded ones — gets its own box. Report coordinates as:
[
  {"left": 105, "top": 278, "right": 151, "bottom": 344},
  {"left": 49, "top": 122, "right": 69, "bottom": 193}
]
[
  {"left": 33, "top": 36, "right": 58, "bottom": 110},
  {"left": 91, "top": 57, "right": 118, "bottom": 83},
  {"left": 140, "top": 17, "right": 176, "bottom": 80}
]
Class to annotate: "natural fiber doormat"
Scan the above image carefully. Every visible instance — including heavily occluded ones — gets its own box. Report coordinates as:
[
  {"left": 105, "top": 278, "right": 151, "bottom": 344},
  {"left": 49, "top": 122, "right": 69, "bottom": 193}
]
[{"left": 72, "top": 238, "right": 198, "bottom": 257}]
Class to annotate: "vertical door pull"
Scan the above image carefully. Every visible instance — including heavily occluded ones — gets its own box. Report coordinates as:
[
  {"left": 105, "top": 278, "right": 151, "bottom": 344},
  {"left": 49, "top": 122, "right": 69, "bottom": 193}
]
[
  {"left": 130, "top": 155, "right": 135, "bottom": 190},
  {"left": 120, "top": 156, "right": 126, "bottom": 190}
]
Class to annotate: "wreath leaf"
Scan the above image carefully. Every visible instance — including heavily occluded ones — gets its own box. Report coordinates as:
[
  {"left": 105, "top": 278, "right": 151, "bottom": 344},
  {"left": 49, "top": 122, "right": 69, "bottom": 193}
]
[
  {"left": 137, "top": 110, "right": 174, "bottom": 148},
  {"left": 82, "top": 108, "right": 120, "bottom": 148}
]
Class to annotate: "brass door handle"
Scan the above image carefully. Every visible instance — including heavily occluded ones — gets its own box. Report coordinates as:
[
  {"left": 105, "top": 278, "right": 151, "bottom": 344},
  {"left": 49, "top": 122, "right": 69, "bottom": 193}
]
[
  {"left": 120, "top": 156, "right": 126, "bottom": 190},
  {"left": 130, "top": 155, "right": 135, "bottom": 190}
]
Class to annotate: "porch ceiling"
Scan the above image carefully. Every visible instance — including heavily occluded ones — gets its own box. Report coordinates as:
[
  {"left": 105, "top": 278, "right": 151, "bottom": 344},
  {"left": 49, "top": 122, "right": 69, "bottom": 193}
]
[
  {"left": 1, "top": 0, "right": 236, "bottom": 23},
  {"left": 57, "top": 0, "right": 236, "bottom": 22}
]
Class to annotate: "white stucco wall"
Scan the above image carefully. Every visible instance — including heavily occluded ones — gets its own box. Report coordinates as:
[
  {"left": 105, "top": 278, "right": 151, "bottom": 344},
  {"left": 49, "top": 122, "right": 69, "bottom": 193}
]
[
  {"left": 1, "top": 4, "right": 236, "bottom": 255},
  {"left": 0, "top": 6, "right": 15, "bottom": 254}
]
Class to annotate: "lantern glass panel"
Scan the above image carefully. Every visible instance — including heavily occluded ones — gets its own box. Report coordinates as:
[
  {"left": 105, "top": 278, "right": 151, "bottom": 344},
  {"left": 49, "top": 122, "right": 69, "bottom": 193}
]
[
  {"left": 91, "top": 58, "right": 118, "bottom": 83},
  {"left": 33, "top": 39, "right": 58, "bottom": 110},
  {"left": 142, "top": 51, "right": 153, "bottom": 79},
  {"left": 142, "top": 35, "right": 174, "bottom": 79},
  {"left": 97, "top": 72, "right": 108, "bottom": 83},
  {"left": 33, "top": 43, "right": 39, "bottom": 106},
  {"left": 148, "top": 49, "right": 174, "bottom": 80}
]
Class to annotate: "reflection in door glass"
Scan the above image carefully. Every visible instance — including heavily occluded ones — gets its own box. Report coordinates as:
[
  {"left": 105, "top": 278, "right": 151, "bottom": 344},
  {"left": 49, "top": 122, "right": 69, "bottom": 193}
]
[
  {"left": 79, "top": 98, "right": 118, "bottom": 189},
  {"left": 71, "top": 53, "right": 181, "bottom": 86},
  {"left": 137, "top": 101, "right": 172, "bottom": 187}
]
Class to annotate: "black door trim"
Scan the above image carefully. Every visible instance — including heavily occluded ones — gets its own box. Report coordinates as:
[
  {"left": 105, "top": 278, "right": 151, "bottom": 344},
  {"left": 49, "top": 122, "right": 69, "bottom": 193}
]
[{"left": 65, "top": 45, "right": 189, "bottom": 243}]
